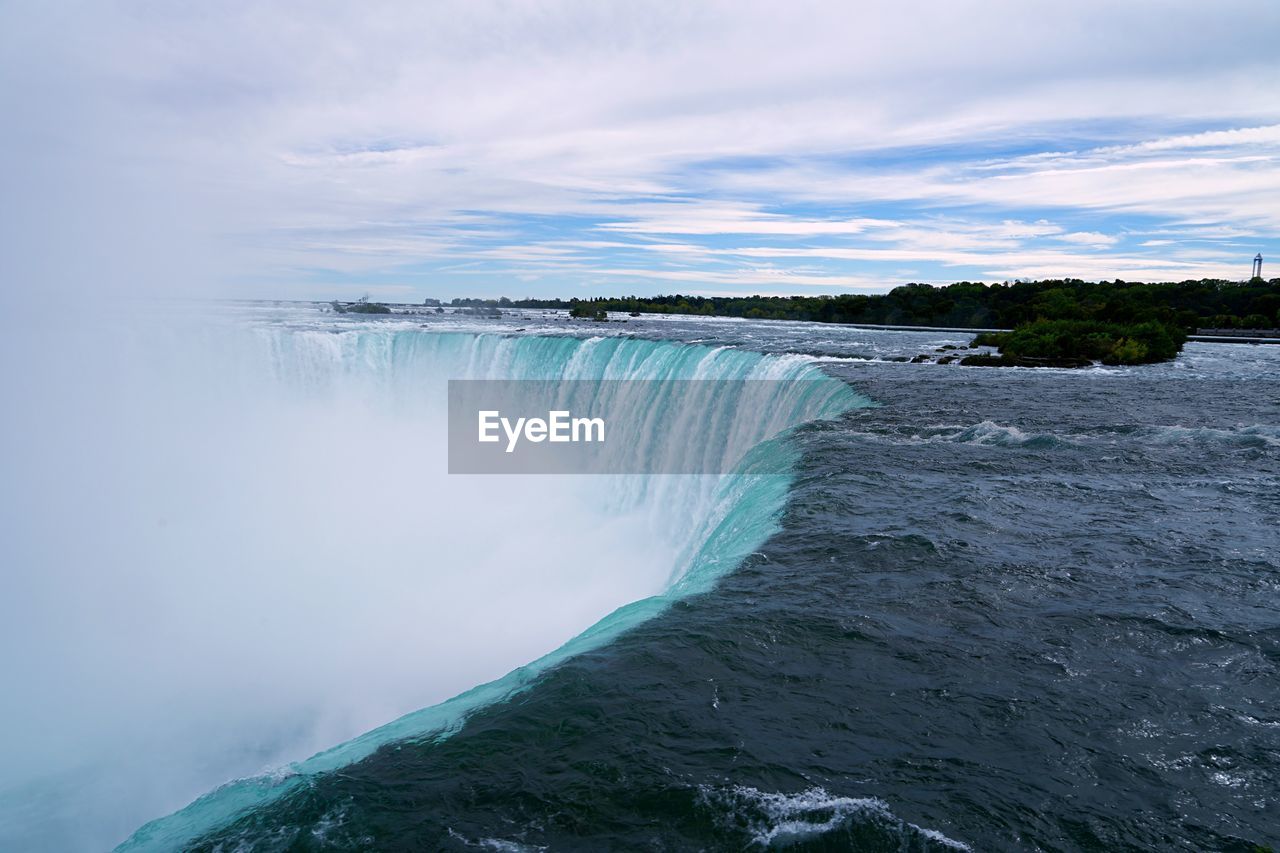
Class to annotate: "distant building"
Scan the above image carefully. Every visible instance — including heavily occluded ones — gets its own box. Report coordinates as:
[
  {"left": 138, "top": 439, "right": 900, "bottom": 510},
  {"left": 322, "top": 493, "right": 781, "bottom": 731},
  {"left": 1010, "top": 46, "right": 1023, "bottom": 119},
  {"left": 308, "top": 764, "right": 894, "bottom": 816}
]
[{"left": 1253, "top": 253, "right": 1264, "bottom": 279}]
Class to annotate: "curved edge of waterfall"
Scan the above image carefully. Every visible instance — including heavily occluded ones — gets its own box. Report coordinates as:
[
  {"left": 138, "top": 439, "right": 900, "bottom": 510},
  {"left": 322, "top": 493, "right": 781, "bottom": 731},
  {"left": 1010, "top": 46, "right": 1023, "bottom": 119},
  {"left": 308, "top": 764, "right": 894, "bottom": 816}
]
[{"left": 115, "top": 332, "right": 869, "bottom": 853}]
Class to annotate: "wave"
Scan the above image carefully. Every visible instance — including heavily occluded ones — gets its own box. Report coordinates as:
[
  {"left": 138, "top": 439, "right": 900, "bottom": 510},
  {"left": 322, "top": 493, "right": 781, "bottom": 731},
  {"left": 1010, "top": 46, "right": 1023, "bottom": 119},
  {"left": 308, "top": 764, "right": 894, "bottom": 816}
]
[
  {"left": 842, "top": 421, "right": 1279, "bottom": 451},
  {"left": 943, "top": 421, "right": 1056, "bottom": 448},
  {"left": 697, "top": 785, "right": 971, "bottom": 850},
  {"left": 113, "top": 329, "right": 867, "bottom": 851},
  {"left": 1137, "top": 424, "right": 1280, "bottom": 449},
  {"left": 841, "top": 421, "right": 1063, "bottom": 449}
]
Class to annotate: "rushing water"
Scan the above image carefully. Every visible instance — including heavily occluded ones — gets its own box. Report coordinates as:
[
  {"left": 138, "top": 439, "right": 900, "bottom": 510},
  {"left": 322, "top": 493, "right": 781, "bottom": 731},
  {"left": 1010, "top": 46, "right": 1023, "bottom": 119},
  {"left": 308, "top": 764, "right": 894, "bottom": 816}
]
[
  {"left": 5, "top": 304, "right": 1278, "bottom": 851},
  {"left": 1, "top": 306, "right": 861, "bottom": 851}
]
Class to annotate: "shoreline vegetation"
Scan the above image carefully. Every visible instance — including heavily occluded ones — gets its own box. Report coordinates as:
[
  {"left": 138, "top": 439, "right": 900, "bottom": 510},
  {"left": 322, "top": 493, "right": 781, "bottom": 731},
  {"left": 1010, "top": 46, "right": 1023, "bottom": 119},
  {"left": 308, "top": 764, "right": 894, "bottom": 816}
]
[{"left": 442, "top": 278, "right": 1279, "bottom": 367}]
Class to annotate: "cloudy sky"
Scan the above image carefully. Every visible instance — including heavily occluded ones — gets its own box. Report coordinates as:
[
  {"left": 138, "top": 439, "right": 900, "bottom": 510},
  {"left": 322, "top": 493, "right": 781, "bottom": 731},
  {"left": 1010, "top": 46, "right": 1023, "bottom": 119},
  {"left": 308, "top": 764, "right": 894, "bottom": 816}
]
[{"left": 4, "top": 1, "right": 1279, "bottom": 300}]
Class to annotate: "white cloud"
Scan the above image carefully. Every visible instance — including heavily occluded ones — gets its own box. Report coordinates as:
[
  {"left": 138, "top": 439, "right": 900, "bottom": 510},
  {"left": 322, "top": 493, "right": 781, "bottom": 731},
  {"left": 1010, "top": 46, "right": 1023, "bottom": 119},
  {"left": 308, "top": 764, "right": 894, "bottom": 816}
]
[
  {"left": 1056, "top": 232, "right": 1120, "bottom": 248},
  {"left": 598, "top": 205, "right": 900, "bottom": 236}
]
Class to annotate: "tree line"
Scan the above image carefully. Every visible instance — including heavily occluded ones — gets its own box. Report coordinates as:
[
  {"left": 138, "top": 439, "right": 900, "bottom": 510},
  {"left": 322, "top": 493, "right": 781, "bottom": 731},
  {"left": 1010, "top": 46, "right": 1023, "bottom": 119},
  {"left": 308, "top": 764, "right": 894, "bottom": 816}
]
[{"left": 449, "top": 278, "right": 1280, "bottom": 331}]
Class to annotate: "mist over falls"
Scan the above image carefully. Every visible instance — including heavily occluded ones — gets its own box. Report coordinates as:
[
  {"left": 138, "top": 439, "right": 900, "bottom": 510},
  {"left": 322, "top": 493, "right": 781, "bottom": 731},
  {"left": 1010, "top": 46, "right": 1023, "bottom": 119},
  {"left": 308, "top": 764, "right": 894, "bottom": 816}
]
[{"left": 0, "top": 307, "right": 863, "bottom": 852}]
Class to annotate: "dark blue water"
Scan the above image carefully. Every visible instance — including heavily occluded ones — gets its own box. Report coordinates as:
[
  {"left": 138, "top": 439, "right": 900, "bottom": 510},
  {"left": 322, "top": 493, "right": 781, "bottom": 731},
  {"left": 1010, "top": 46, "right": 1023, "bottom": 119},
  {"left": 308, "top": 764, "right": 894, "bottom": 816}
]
[{"left": 167, "top": 312, "right": 1279, "bottom": 852}]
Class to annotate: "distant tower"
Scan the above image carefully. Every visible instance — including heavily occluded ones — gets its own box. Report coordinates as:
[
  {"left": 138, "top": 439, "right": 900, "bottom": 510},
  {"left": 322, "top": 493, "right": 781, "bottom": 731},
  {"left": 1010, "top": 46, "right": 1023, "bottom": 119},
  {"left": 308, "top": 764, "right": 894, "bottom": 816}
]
[{"left": 1253, "top": 253, "right": 1264, "bottom": 279}]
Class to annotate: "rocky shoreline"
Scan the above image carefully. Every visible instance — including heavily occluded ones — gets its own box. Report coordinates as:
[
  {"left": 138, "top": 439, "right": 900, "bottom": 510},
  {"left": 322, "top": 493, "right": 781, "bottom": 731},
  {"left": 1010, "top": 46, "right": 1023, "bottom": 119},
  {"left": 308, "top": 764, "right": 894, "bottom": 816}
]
[{"left": 901, "top": 343, "right": 1095, "bottom": 369}]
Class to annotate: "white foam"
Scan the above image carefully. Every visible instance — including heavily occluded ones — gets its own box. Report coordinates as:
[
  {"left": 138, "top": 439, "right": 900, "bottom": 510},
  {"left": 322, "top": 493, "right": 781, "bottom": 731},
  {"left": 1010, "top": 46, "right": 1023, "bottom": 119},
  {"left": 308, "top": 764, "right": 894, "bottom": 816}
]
[{"left": 699, "top": 785, "right": 971, "bottom": 850}]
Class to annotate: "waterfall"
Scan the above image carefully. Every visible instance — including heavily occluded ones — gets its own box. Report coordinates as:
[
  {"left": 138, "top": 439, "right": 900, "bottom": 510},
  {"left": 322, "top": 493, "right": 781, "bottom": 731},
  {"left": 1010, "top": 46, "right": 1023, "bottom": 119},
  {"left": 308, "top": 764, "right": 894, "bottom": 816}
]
[{"left": 0, "top": 315, "right": 868, "bottom": 852}]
